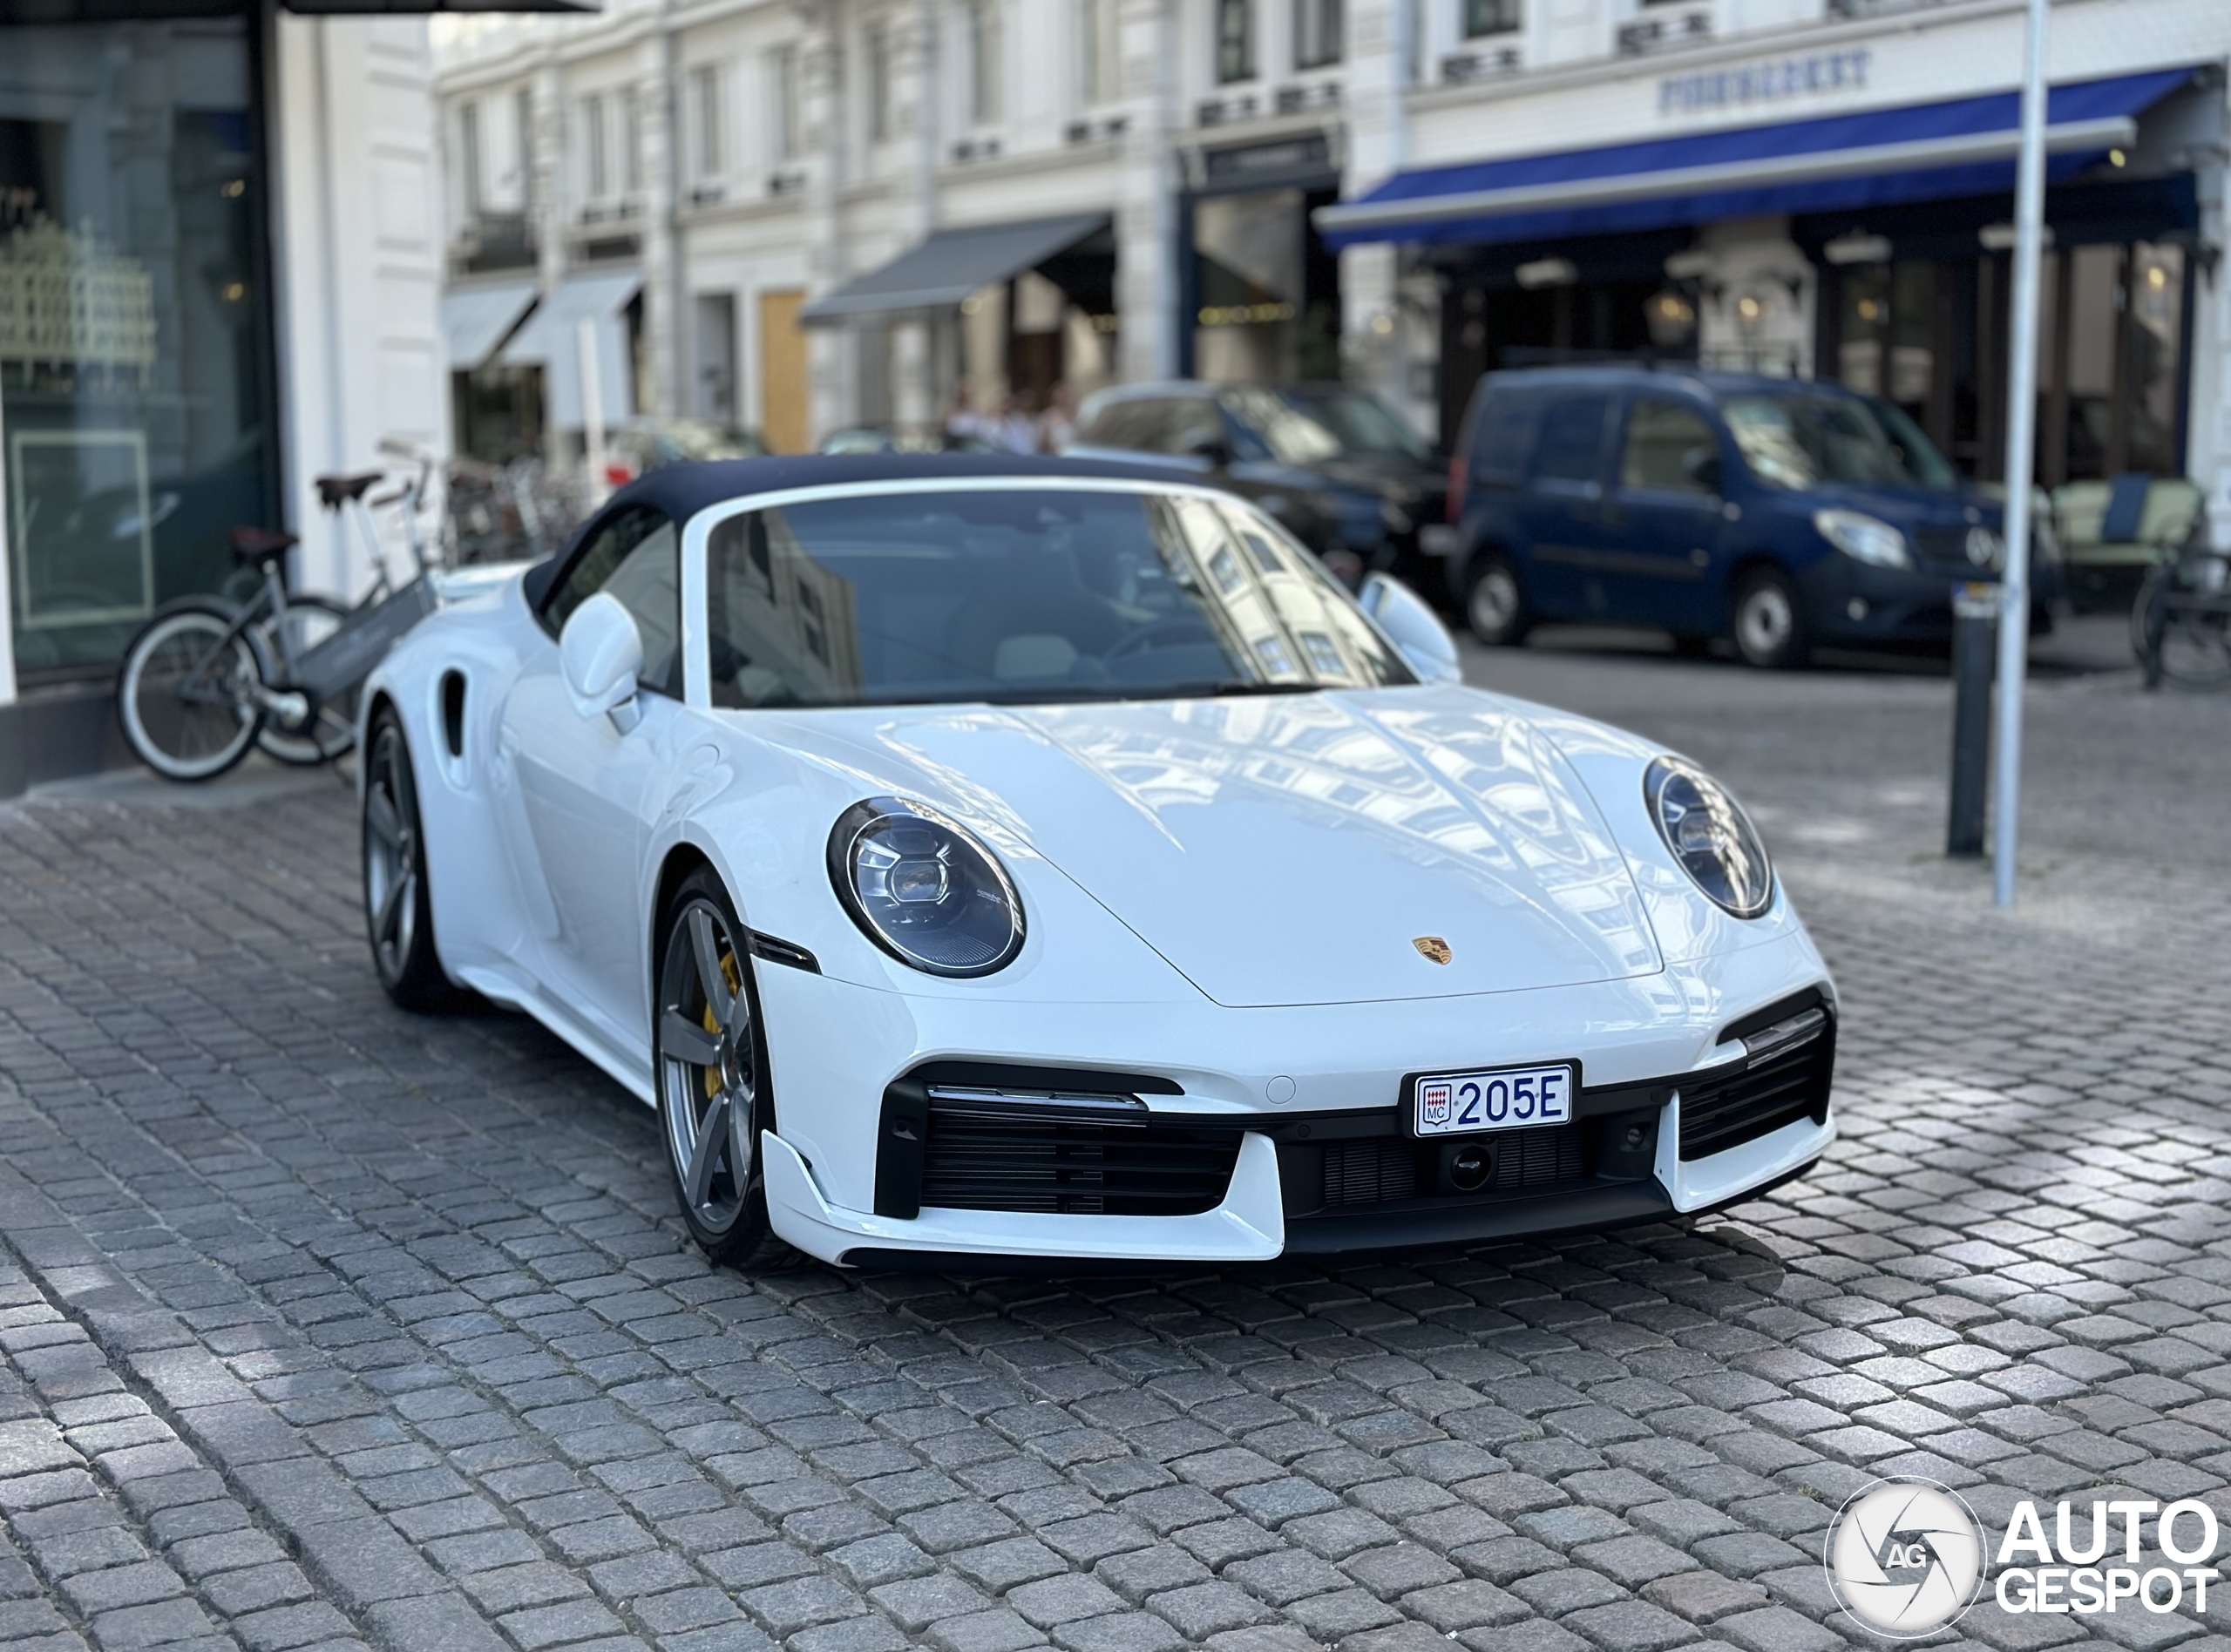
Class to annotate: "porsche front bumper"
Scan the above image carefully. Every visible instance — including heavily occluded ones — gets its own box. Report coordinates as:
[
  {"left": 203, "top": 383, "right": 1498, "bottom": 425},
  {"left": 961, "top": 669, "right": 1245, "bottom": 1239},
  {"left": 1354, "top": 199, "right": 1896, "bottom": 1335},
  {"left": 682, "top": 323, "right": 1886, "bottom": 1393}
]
[{"left": 751, "top": 930, "right": 1835, "bottom": 1268}]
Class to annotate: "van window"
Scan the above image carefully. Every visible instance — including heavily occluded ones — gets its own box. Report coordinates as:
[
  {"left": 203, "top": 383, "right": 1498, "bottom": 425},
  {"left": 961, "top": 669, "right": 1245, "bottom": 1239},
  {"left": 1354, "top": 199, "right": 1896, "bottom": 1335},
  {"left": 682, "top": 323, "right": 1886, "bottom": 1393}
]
[
  {"left": 1466, "top": 392, "right": 1537, "bottom": 485},
  {"left": 1530, "top": 397, "right": 1610, "bottom": 486},
  {"left": 1620, "top": 400, "right": 1719, "bottom": 494}
]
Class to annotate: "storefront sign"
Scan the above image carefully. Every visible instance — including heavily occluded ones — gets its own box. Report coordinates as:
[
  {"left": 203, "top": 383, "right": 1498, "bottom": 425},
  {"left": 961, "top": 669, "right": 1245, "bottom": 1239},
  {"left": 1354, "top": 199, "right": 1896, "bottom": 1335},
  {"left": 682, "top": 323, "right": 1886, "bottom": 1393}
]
[
  {"left": 1658, "top": 49, "right": 1871, "bottom": 117},
  {"left": 1202, "top": 133, "right": 1333, "bottom": 186}
]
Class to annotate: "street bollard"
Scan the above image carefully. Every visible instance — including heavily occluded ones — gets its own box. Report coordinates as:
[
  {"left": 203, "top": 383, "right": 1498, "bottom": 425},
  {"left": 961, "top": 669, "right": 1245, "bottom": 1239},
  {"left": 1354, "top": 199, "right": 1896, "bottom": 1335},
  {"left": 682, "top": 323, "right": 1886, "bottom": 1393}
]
[{"left": 1947, "top": 581, "right": 1997, "bottom": 858}]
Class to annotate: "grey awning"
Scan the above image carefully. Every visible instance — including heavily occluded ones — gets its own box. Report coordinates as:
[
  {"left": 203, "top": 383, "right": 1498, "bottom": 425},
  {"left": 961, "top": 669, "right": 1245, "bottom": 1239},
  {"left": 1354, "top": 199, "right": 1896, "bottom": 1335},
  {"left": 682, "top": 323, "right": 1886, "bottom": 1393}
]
[
  {"left": 442, "top": 280, "right": 539, "bottom": 372},
  {"left": 499, "top": 270, "right": 641, "bottom": 430},
  {"left": 800, "top": 213, "right": 1111, "bottom": 326}
]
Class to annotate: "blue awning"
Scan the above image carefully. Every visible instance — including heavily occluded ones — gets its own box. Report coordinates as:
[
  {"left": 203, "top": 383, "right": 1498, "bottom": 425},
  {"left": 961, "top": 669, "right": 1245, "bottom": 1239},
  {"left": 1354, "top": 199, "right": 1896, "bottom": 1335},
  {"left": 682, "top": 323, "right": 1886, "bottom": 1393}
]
[{"left": 1317, "top": 68, "right": 2197, "bottom": 249}]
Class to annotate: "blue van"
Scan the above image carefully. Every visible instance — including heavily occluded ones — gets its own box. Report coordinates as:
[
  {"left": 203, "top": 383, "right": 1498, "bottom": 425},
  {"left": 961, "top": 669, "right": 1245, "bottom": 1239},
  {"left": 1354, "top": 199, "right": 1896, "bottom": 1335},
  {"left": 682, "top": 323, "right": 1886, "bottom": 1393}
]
[{"left": 1444, "top": 366, "right": 2058, "bottom": 667}]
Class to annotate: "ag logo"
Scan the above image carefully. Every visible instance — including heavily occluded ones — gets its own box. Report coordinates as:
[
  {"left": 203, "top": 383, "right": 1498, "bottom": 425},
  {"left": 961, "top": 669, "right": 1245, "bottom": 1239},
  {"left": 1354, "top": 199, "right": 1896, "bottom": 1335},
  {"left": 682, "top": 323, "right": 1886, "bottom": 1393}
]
[
  {"left": 1965, "top": 526, "right": 2002, "bottom": 567},
  {"left": 1826, "top": 1477, "right": 1986, "bottom": 1638},
  {"left": 1419, "top": 1080, "right": 1453, "bottom": 1128},
  {"left": 1413, "top": 936, "right": 1453, "bottom": 965}
]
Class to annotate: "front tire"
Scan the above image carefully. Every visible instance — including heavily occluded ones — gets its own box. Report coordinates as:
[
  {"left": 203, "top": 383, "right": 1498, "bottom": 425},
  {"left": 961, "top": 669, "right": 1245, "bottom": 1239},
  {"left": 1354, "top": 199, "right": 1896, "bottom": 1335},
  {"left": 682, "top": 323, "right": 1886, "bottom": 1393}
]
[
  {"left": 655, "top": 871, "right": 787, "bottom": 1269},
  {"left": 1732, "top": 567, "right": 1808, "bottom": 669},
  {"left": 117, "top": 603, "right": 266, "bottom": 782},
  {"left": 1465, "top": 551, "right": 1530, "bottom": 647},
  {"left": 362, "top": 708, "right": 456, "bottom": 1011}
]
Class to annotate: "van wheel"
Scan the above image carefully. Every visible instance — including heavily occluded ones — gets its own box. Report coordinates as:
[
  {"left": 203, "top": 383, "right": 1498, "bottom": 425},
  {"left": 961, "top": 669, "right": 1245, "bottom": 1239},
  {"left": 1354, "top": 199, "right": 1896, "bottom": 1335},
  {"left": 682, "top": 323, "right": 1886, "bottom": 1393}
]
[
  {"left": 1733, "top": 569, "right": 1808, "bottom": 669},
  {"left": 1466, "top": 553, "right": 1530, "bottom": 647}
]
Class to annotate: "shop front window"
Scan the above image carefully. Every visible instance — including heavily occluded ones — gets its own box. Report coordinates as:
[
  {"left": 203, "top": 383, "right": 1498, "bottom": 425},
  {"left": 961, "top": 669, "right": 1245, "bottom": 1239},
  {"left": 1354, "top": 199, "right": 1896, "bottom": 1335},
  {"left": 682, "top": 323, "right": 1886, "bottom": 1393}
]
[
  {"left": 2, "top": 19, "right": 274, "bottom": 682},
  {"left": 1823, "top": 240, "right": 2187, "bottom": 485},
  {"left": 1192, "top": 187, "right": 1340, "bottom": 383}
]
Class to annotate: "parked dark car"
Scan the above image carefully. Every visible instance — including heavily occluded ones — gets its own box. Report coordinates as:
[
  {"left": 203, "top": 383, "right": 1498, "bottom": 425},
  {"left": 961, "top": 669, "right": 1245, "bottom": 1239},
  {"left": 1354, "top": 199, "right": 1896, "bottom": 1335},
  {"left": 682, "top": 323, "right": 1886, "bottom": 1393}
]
[
  {"left": 1067, "top": 382, "right": 1448, "bottom": 587},
  {"left": 1444, "top": 366, "right": 2061, "bottom": 667}
]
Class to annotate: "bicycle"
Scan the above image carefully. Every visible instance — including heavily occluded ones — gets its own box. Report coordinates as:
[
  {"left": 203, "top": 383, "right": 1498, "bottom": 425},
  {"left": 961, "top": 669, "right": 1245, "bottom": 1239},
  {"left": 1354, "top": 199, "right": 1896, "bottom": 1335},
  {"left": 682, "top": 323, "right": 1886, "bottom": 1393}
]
[
  {"left": 116, "top": 464, "right": 438, "bottom": 782},
  {"left": 2132, "top": 542, "right": 2231, "bottom": 691}
]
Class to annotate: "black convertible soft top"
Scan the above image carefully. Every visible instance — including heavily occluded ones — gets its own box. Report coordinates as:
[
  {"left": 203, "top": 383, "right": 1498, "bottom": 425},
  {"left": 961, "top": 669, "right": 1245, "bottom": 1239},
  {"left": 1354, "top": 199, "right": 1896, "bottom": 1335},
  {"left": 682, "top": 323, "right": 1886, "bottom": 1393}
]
[{"left": 604, "top": 451, "right": 1198, "bottom": 525}]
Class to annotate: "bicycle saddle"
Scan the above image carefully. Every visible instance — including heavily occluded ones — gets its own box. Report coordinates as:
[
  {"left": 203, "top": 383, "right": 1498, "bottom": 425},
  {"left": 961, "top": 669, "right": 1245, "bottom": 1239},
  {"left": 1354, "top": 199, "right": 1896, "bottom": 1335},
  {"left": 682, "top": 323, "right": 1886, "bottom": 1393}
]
[
  {"left": 229, "top": 525, "right": 300, "bottom": 565},
  {"left": 315, "top": 471, "right": 383, "bottom": 509}
]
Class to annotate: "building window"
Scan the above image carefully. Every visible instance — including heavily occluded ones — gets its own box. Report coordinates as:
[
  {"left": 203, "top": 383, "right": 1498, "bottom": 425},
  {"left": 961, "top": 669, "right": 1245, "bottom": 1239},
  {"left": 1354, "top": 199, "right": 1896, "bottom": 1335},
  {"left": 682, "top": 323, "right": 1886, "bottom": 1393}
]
[
  {"left": 620, "top": 85, "right": 642, "bottom": 193},
  {"left": 866, "top": 25, "right": 893, "bottom": 145},
  {"left": 1081, "top": 0, "right": 1121, "bottom": 106},
  {"left": 1293, "top": 0, "right": 1343, "bottom": 68},
  {"left": 769, "top": 46, "right": 802, "bottom": 163},
  {"left": 691, "top": 64, "right": 725, "bottom": 179},
  {"left": 1464, "top": 0, "right": 1520, "bottom": 34},
  {"left": 582, "top": 95, "right": 607, "bottom": 198},
  {"left": 514, "top": 88, "right": 536, "bottom": 208},
  {"left": 1217, "top": 0, "right": 1256, "bottom": 84},
  {"left": 967, "top": 1, "right": 1003, "bottom": 126},
  {"left": 458, "top": 102, "right": 483, "bottom": 215}
]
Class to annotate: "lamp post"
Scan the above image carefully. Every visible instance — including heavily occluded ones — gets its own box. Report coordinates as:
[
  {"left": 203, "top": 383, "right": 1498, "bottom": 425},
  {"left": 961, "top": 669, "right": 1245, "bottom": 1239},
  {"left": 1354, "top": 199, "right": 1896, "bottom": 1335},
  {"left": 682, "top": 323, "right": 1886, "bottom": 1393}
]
[{"left": 1991, "top": 0, "right": 2050, "bottom": 908}]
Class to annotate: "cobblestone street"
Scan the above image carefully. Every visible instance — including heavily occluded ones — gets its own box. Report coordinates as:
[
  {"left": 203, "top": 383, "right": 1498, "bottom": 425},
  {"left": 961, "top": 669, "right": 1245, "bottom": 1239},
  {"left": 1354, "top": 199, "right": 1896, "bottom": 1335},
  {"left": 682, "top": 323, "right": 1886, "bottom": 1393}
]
[{"left": 3, "top": 640, "right": 2228, "bottom": 1652}]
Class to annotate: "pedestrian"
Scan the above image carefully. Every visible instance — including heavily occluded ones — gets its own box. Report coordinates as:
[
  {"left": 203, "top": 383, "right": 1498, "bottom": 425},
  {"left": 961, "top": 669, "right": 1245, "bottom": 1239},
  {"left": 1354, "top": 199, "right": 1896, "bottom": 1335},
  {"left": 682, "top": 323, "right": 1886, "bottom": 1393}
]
[
  {"left": 943, "top": 383, "right": 989, "bottom": 446},
  {"left": 992, "top": 391, "right": 1038, "bottom": 456},
  {"left": 1038, "top": 381, "right": 1077, "bottom": 454}
]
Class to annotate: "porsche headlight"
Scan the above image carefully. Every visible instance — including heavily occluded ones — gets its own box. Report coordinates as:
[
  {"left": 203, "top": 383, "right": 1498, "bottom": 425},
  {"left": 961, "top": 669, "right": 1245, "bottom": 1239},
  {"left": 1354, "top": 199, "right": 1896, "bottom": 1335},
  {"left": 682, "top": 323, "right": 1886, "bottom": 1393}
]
[
  {"left": 1645, "top": 757, "right": 1774, "bottom": 918},
  {"left": 1814, "top": 508, "right": 1912, "bottom": 569},
  {"left": 827, "top": 797, "right": 1025, "bottom": 976}
]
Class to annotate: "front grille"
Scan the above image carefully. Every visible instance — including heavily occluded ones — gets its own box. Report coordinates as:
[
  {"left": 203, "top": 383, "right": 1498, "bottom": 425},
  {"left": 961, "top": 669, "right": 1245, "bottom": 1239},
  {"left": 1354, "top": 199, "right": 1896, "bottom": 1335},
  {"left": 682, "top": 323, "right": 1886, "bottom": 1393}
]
[
  {"left": 1916, "top": 525, "right": 1982, "bottom": 567},
  {"left": 919, "top": 1093, "right": 1242, "bottom": 1216},
  {"left": 1678, "top": 1005, "right": 1835, "bottom": 1161},
  {"left": 1318, "top": 1122, "right": 1589, "bottom": 1209}
]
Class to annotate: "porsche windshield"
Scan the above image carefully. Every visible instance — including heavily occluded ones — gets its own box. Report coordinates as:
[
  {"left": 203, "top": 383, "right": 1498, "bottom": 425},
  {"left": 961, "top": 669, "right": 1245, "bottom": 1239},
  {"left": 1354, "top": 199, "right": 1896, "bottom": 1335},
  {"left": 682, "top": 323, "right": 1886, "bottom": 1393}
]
[{"left": 703, "top": 487, "right": 1412, "bottom": 709}]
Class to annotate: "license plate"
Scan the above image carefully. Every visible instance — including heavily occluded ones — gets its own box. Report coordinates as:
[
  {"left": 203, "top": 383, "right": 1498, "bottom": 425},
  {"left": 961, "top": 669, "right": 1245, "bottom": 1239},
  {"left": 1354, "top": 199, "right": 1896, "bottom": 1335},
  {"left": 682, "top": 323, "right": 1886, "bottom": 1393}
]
[
  {"left": 1412, "top": 1062, "right": 1575, "bottom": 1137},
  {"left": 1419, "top": 525, "right": 1460, "bottom": 557}
]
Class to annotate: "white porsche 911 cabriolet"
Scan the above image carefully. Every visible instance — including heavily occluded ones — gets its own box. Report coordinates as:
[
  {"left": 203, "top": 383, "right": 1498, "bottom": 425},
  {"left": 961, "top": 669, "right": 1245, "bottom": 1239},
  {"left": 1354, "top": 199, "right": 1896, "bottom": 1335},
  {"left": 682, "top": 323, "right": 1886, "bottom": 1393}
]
[{"left": 359, "top": 455, "right": 1834, "bottom": 1270}]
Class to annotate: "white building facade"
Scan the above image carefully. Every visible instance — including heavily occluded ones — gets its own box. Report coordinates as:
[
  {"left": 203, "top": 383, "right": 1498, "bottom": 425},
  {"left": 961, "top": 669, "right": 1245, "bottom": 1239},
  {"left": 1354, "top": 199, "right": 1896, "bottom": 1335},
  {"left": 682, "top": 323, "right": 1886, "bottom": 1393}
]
[
  {"left": 0, "top": 5, "right": 461, "bottom": 797},
  {"left": 432, "top": 0, "right": 2230, "bottom": 528}
]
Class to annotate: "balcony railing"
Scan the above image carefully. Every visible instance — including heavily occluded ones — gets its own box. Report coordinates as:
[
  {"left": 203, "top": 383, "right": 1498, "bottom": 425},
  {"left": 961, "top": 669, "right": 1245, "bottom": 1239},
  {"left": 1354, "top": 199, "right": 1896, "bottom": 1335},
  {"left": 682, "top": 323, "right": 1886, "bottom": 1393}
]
[
  {"left": 1441, "top": 46, "right": 1521, "bottom": 85},
  {"left": 1617, "top": 8, "right": 1712, "bottom": 56},
  {"left": 452, "top": 211, "right": 536, "bottom": 275}
]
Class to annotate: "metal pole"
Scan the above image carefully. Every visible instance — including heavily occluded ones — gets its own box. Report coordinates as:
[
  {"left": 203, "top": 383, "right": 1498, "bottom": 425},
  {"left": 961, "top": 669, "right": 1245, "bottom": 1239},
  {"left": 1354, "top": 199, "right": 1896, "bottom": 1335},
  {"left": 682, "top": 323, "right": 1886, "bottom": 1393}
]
[
  {"left": 1991, "top": 0, "right": 2049, "bottom": 907},
  {"left": 1948, "top": 583, "right": 1996, "bottom": 856}
]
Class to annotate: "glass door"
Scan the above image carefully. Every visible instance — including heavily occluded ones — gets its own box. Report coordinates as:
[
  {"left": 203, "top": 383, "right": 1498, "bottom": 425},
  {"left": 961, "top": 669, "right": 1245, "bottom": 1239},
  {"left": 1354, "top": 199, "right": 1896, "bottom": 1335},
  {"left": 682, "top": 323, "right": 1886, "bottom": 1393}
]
[{"left": 1, "top": 18, "right": 275, "bottom": 682}]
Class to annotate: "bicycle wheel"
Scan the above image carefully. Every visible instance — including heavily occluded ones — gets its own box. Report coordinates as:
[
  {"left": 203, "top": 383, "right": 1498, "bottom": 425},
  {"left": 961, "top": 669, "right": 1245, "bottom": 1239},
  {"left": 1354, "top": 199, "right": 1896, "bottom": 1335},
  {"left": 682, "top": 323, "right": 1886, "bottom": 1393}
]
[
  {"left": 2158, "top": 553, "right": 2231, "bottom": 688},
  {"left": 117, "top": 602, "right": 268, "bottom": 781},
  {"left": 257, "top": 594, "right": 356, "bottom": 766}
]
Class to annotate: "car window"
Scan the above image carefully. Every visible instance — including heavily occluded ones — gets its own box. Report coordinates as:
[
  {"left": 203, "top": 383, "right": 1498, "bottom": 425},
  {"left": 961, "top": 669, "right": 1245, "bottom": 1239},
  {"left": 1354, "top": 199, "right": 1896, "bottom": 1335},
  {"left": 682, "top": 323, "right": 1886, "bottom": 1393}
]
[
  {"left": 1722, "top": 393, "right": 1957, "bottom": 491},
  {"left": 1529, "top": 397, "right": 1609, "bottom": 486},
  {"left": 1157, "top": 399, "right": 1226, "bottom": 457},
  {"left": 541, "top": 504, "right": 683, "bottom": 699},
  {"left": 1466, "top": 392, "right": 1538, "bottom": 485},
  {"left": 1208, "top": 502, "right": 1411, "bottom": 688},
  {"left": 1620, "top": 399, "right": 1719, "bottom": 494},
  {"left": 701, "top": 487, "right": 1414, "bottom": 710},
  {"left": 1080, "top": 399, "right": 1154, "bottom": 450}
]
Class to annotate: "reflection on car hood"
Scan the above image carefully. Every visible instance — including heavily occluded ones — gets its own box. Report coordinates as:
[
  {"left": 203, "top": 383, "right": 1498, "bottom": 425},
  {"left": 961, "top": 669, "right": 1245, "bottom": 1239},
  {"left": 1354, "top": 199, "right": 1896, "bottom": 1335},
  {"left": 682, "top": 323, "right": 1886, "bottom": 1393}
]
[
  {"left": 1800, "top": 481, "right": 1998, "bottom": 530},
  {"left": 765, "top": 687, "right": 1663, "bottom": 1008}
]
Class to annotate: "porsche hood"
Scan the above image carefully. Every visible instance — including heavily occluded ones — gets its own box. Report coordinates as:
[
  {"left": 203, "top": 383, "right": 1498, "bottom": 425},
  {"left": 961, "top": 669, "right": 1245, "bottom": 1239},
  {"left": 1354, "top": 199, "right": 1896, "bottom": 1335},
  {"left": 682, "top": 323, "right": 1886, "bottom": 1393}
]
[{"left": 773, "top": 688, "right": 1664, "bottom": 1009}]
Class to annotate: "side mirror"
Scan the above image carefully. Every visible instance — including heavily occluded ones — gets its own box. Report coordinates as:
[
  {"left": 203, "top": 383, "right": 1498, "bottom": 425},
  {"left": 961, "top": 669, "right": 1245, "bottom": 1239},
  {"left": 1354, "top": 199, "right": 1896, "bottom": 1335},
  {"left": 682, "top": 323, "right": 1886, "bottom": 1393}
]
[
  {"left": 559, "top": 592, "right": 645, "bottom": 733},
  {"left": 1682, "top": 445, "right": 1723, "bottom": 495},
  {"left": 1358, "top": 573, "right": 1462, "bottom": 686},
  {"left": 1184, "top": 437, "right": 1235, "bottom": 469}
]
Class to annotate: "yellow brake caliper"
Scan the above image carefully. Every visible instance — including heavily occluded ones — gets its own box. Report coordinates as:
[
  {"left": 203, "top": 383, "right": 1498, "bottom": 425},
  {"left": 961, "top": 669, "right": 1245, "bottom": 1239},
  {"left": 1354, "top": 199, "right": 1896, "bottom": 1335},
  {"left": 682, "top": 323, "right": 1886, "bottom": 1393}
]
[{"left": 702, "top": 951, "right": 741, "bottom": 1100}]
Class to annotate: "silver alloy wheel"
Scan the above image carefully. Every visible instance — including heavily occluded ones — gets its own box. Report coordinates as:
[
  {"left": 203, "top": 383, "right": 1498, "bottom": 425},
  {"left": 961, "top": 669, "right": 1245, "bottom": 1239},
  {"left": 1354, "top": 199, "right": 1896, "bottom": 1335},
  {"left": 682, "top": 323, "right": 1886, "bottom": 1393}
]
[
  {"left": 363, "top": 723, "right": 419, "bottom": 981},
  {"left": 658, "top": 901, "right": 756, "bottom": 1236},
  {"left": 1469, "top": 564, "right": 1520, "bottom": 640},
  {"left": 1736, "top": 580, "right": 1795, "bottom": 663}
]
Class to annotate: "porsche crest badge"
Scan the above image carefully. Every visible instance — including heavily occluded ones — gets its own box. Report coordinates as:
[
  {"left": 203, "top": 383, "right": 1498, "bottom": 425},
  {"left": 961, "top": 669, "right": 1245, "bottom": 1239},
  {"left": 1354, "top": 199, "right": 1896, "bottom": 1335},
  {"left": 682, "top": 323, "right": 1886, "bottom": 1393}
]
[{"left": 1413, "top": 936, "right": 1453, "bottom": 965}]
